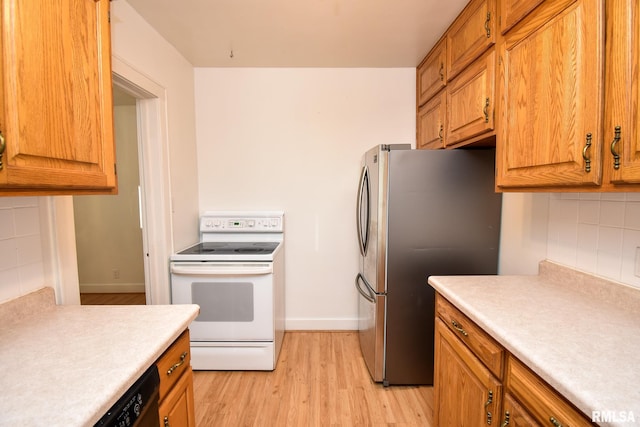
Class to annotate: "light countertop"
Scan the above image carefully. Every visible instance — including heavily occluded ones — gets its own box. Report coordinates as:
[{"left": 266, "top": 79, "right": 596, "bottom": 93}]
[
  {"left": 428, "top": 260, "right": 640, "bottom": 427},
  {"left": 0, "top": 288, "right": 199, "bottom": 427}
]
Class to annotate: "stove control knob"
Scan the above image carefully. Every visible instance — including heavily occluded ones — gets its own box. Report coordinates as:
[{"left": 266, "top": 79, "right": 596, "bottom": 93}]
[{"left": 247, "top": 220, "right": 255, "bottom": 227}]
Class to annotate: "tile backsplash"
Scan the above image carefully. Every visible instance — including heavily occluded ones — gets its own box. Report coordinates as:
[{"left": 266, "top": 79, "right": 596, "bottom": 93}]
[
  {"left": 547, "top": 193, "right": 640, "bottom": 288},
  {"left": 0, "top": 197, "right": 46, "bottom": 303}
]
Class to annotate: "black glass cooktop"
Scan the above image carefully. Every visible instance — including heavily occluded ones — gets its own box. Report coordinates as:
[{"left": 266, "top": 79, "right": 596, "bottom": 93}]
[{"left": 178, "top": 241, "right": 279, "bottom": 256}]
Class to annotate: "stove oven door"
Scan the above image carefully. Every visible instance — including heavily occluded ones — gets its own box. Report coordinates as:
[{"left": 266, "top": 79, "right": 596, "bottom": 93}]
[{"left": 170, "top": 262, "right": 274, "bottom": 341}]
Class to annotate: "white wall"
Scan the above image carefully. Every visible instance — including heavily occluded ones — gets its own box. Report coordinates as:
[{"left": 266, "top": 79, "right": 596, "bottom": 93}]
[
  {"left": 110, "top": 0, "right": 200, "bottom": 251},
  {"left": 498, "top": 193, "right": 549, "bottom": 275},
  {"left": 194, "top": 68, "right": 417, "bottom": 329}
]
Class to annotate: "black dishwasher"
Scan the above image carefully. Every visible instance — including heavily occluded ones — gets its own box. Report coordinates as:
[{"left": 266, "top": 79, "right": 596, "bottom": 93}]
[{"left": 94, "top": 364, "right": 160, "bottom": 427}]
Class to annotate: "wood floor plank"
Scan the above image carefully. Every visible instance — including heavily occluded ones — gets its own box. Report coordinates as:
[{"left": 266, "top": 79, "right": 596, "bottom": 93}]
[
  {"left": 80, "top": 293, "right": 146, "bottom": 305},
  {"left": 192, "top": 331, "right": 434, "bottom": 426}
]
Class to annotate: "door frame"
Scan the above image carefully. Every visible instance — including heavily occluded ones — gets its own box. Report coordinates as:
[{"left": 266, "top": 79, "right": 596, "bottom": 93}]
[{"left": 51, "top": 55, "right": 173, "bottom": 305}]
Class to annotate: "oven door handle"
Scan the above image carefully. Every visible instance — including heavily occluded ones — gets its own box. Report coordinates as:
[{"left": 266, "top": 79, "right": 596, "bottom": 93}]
[{"left": 170, "top": 263, "right": 273, "bottom": 276}]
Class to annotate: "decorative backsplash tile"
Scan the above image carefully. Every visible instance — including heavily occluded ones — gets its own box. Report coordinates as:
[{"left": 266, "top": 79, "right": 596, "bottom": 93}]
[
  {"left": 548, "top": 193, "right": 640, "bottom": 289},
  {"left": 0, "top": 198, "right": 46, "bottom": 303}
]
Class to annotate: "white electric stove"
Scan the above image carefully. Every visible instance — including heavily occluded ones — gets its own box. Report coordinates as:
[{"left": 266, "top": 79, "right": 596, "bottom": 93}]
[{"left": 170, "top": 211, "right": 285, "bottom": 370}]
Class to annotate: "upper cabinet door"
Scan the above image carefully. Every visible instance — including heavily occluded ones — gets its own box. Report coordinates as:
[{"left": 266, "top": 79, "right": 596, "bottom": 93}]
[
  {"left": 496, "top": 0, "right": 605, "bottom": 188},
  {"left": 417, "top": 38, "right": 447, "bottom": 107},
  {"left": 500, "top": 0, "right": 546, "bottom": 34},
  {"left": 605, "top": 0, "right": 640, "bottom": 185},
  {"left": 0, "top": 0, "right": 116, "bottom": 193},
  {"left": 447, "top": 0, "right": 496, "bottom": 81},
  {"left": 446, "top": 49, "right": 495, "bottom": 147}
]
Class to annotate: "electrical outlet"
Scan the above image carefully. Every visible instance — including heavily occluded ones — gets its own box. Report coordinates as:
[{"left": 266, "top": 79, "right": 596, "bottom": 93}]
[
  {"left": 635, "top": 248, "right": 640, "bottom": 278},
  {"left": 113, "top": 269, "right": 120, "bottom": 280}
]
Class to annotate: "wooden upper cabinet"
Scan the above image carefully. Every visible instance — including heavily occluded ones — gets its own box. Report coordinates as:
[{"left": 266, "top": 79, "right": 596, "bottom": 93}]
[
  {"left": 446, "top": 49, "right": 495, "bottom": 147},
  {"left": 605, "top": 0, "right": 640, "bottom": 185},
  {"left": 0, "top": 0, "right": 116, "bottom": 194},
  {"left": 417, "top": 38, "right": 447, "bottom": 108},
  {"left": 447, "top": 0, "right": 496, "bottom": 81},
  {"left": 500, "top": 0, "right": 546, "bottom": 34},
  {"left": 417, "top": 90, "right": 446, "bottom": 149},
  {"left": 496, "top": 0, "right": 605, "bottom": 189}
]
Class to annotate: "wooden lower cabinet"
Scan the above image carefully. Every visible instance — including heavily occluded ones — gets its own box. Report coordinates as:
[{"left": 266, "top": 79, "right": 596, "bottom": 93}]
[
  {"left": 159, "top": 369, "right": 195, "bottom": 427},
  {"left": 505, "top": 356, "right": 595, "bottom": 427},
  {"left": 434, "top": 318, "right": 502, "bottom": 426},
  {"left": 502, "top": 392, "right": 541, "bottom": 427},
  {"left": 156, "top": 330, "right": 196, "bottom": 427},
  {"left": 433, "top": 293, "right": 596, "bottom": 427}
]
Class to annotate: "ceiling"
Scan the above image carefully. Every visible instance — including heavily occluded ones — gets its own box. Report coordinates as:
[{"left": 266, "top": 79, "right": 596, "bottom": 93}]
[{"left": 125, "top": 0, "right": 469, "bottom": 67}]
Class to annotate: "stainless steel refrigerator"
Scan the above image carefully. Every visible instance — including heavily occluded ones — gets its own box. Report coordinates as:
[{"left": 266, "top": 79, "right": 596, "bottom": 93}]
[{"left": 355, "top": 144, "right": 502, "bottom": 386}]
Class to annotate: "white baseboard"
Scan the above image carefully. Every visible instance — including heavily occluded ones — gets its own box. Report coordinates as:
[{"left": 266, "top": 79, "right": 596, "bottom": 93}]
[
  {"left": 285, "top": 317, "right": 358, "bottom": 331},
  {"left": 79, "top": 283, "right": 145, "bottom": 293}
]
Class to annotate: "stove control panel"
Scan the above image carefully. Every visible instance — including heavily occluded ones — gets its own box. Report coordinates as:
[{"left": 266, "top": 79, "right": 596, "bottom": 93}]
[{"left": 200, "top": 212, "right": 284, "bottom": 233}]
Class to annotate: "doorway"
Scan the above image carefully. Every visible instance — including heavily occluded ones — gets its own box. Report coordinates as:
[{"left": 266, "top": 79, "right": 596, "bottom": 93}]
[
  {"left": 52, "top": 56, "right": 174, "bottom": 306},
  {"left": 76, "top": 86, "right": 146, "bottom": 305}
]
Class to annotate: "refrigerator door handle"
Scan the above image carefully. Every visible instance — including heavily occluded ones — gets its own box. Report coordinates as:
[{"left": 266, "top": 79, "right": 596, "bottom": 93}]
[
  {"left": 355, "top": 273, "right": 376, "bottom": 303},
  {"left": 356, "top": 166, "right": 370, "bottom": 256}
]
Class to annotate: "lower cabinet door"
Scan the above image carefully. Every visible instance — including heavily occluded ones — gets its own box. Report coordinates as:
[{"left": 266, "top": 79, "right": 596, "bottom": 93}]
[
  {"left": 433, "top": 318, "right": 502, "bottom": 426},
  {"left": 502, "top": 392, "right": 541, "bottom": 427},
  {"left": 158, "top": 369, "right": 196, "bottom": 427}
]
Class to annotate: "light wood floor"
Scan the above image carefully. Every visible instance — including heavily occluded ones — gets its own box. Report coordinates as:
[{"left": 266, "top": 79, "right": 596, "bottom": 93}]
[
  {"left": 192, "top": 331, "right": 434, "bottom": 426},
  {"left": 80, "top": 293, "right": 146, "bottom": 305}
]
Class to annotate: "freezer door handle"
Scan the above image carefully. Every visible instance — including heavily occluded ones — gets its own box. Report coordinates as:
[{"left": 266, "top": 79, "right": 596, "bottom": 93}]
[
  {"left": 355, "top": 273, "right": 376, "bottom": 303},
  {"left": 356, "top": 166, "right": 370, "bottom": 256}
]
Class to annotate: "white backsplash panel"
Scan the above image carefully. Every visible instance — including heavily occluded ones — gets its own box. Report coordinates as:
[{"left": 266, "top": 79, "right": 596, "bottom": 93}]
[
  {"left": 0, "top": 197, "right": 46, "bottom": 303},
  {"left": 547, "top": 193, "right": 640, "bottom": 289}
]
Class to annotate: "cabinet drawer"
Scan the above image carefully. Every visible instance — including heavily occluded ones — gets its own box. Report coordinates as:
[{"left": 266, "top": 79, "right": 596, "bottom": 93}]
[
  {"left": 506, "top": 356, "right": 595, "bottom": 427},
  {"left": 436, "top": 294, "right": 504, "bottom": 378},
  {"left": 156, "top": 329, "right": 191, "bottom": 401}
]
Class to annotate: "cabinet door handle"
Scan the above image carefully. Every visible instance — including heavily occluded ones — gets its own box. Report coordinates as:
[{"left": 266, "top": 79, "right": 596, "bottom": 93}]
[
  {"left": 610, "top": 125, "right": 621, "bottom": 170},
  {"left": 549, "top": 416, "right": 563, "bottom": 427},
  {"left": 485, "top": 12, "right": 491, "bottom": 38},
  {"left": 501, "top": 411, "right": 510, "bottom": 427},
  {"left": 167, "top": 351, "right": 188, "bottom": 375},
  {"left": 484, "top": 390, "right": 493, "bottom": 407},
  {"left": 0, "top": 131, "right": 5, "bottom": 171},
  {"left": 583, "top": 133, "right": 592, "bottom": 172},
  {"left": 439, "top": 63, "right": 444, "bottom": 81},
  {"left": 451, "top": 319, "right": 468, "bottom": 336},
  {"left": 439, "top": 125, "right": 443, "bottom": 142},
  {"left": 483, "top": 98, "right": 490, "bottom": 123},
  {"left": 164, "top": 416, "right": 170, "bottom": 427}
]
